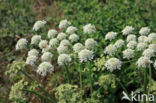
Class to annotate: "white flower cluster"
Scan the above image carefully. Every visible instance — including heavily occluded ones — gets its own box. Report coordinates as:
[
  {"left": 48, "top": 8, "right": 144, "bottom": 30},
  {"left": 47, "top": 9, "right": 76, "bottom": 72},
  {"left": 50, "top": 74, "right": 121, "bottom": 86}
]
[
  {"left": 104, "top": 44, "right": 117, "bottom": 56},
  {"left": 41, "top": 52, "right": 53, "bottom": 62},
  {"left": 123, "top": 49, "right": 135, "bottom": 59},
  {"left": 16, "top": 38, "right": 28, "bottom": 50},
  {"left": 105, "top": 58, "right": 122, "bottom": 72},
  {"left": 69, "top": 34, "right": 79, "bottom": 43},
  {"left": 31, "top": 35, "right": 41, "bottom": 45},
  {"left": 58, "top": 54, "right": 71, "bottom": 66},
  {"left": 149, "top": 44, "right": 156, "bottom": 52},
  {"left": 105, "top": 32, "right": 117, "bottom": 41},
  {"left": 48, "top": 29, "right": 58, "bottom": 39},
  {"left": 39, "top": 40, "right": 51, "bottom": 53},
  {"left": 127, "top": 41, "right": 137, "bottom": 49},
  {"left": 33, "top": 20, "right": 46, "bottom": 31},
  {"left": 66, "top": 26, "right": 77, "bottom": 34},
  {"left": 57, "top": 45, "right": 69, "bottom": 54},
  {"left": 26, "top": 49, "right": 39, "bottom": 66},
  {"left": 148, "top": 33, "right": 156, "bottom": 42},
  {"left": 122, "top": 26, "right": 134, "bottom": 35},
  {"left": 59, "top": 19, "right": 71, "bottom": 29},
  {"left": 49, "top": 38, "right": 59, "bottom": 47},
  {"left": 138, "top": 36, "right": 149, "bottom": 43},
  {"left": 83, "top": 24, "right": 96, "bottom": 34},
  {"left": 142, "top": 48, "right": 155, "bottom": 58},
  {"left": 85, "top": 38, "right": 97, "bottom": 49},
  {"left": 60, "top": 39, "right": 71, "bottom": 46},
  {"left": 114, "top": 39, "right": 124, "bottom": 48},
  {"left": 57, "top": 32, "right": 67, "bottom": 40},
  {"left": 37, "top": 62, "right": 54, "bottom": 76},
  {"left": 78, "top": 49, "right": 94, "bottom": 62},
  {"left": 73, "top": 43, "right": 85, "bottom": 53},
  {"left": 28, "top": 49, "right": 39, "bottom": 57},
  {"left": 139, "top": 27, "right": 150, "bottom": 35},
  {"left": 137, "top": 42, "right": 148, "bottom": 51},
  {"left": 126, "top": 34, "right": 136, "bottom": 42},
  {"left": 154, "top": 60, "right": 156, "bottom": 69},
  {"left": 136, "top": 56, "right": 152, "bottom": 68}
]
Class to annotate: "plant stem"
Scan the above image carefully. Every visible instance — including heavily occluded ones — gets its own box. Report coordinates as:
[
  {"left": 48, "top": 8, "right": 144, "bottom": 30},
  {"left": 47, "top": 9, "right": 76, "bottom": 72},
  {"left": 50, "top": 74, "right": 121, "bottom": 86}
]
[
  {"left": 87, "top": 62, "right": 93, "bottom": 98},
  {"left": 79, "top": 64, "right": 83, "bottom": 102},
  {"left": 64, "top": 64, "right": 71, "bottom": 84},
  {"left": 144, "top": 67, "right": 148, "bottom": 103}
]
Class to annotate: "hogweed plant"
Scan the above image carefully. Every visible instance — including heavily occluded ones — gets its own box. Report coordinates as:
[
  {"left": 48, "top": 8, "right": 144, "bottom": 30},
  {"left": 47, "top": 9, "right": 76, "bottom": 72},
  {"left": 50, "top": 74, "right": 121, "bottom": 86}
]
[{"left": 6, "top": 19, "right": 156, "bottom": 103}]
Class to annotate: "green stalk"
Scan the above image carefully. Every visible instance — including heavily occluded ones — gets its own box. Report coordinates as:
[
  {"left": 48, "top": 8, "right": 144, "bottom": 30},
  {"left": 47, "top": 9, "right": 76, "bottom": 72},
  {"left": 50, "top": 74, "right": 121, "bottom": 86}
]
[
  {"left": 64, "top": 64, "right": 71, "bottom": 84},
  {"left": 87, "top": 62, "right": 93, "bottom": 98},
  {"left": 79, "top": 64, "right": 83, "bottom": 102},
  {"left": 144, "top": 67, "right": 148, "bottom": 103},
  {"left": 19, "top": 70, "right": 57, "bottom": 103}
]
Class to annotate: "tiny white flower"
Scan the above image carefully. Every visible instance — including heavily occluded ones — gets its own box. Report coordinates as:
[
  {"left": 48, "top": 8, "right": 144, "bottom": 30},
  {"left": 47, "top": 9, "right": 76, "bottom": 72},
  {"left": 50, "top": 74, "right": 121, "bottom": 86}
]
[
  {"left": 123, "top": 49, "right": 135, "bottom": 59},
  {"left": 78, "top": 49, "right": 94, "bottom": 62},
  {"left": 69, "top": 34, "right": 79, "bottom": 43},
  {"left": 105, "top": 32, "right": 117, "bottom": 41},
  {"left": 31, "top": 35, "right": 41, "bottom": 45},
  {"left": 137, "top": 42, "right": 148, "bottom": 51},
  {"left": 57, "top": 32, "right": 67, "bottom": 41},
  {"left": 58, "top": 54, "right": 71, "bottom": 66},
  {"left": 85, "top": 38, "right": 97, "bottom": 49},
  {"left": 154, "top": 60, "right": 156, "bottom": 69},
  {"left": 104, "top": 44, "right": 117, "bottom": 56},
  {"left": 28, "top": 49, "right": 39, "bottom": 57},
  {"left": 127, "top": 41, "right": 137, "bottom": 49},
  {"left": 142, "top": 48, "right": 155, "bottom": 58},
  {"left": 136, "top": 56, "right": 152, "bottom": 68},
  {"left": 41, "top": 52, "right": 53, "bottom": 62},
  {"left": 139, "top": 27, "right": 150, "bottom": 35},
  {"left": 73, "top": 43, "right": 85, "bottom": 53},
  {"left": 138, "top": 36, "right": 149, "bottom": 43},
  {"left": 60, "top": 39, "right": 71, "bottom": 46},
  {"left": 37, "top": 62, "right": 54, "bottom": 77},
  {"left": 114, "top": 39, "right": 124, "bottom": 48},
  {"left": 126, "top": 34, "right": 136, "bottom": 42},
  {"left": 49, "top": 38, "right": 59, "bottom": 47},
  {"left": 122, "top": 26, "right": 134, "bottom": 35},
  {"left": 148, "top": 33, "right": 156, "bottom": 42},
  {"left": 39, "top": 40, "right": 48, "bottom": 49},
  {"left": 105, "top": 58, "right": 122, "bottom": 72},
  {"left": 26, "top": 55, "right": 37, "bottom": 66},
  {"left": 57, "top": 45, "right": 69, "bottom": 54},
  {"left": 66, "top": 26, "right": 77, "bottom": 34},
  {"left": 47, "top": 29, "right": 58, "bottom": 39},
  {"left": 33, "top": 20, "right": 46, "bottom": 31},
  {"left": 16, "top": 38, "right": 28, "bottom": 50},
  {"left": 148, "top": 44, "right": 156, "bottom": 52},
  {"left": 83, "top": 24, "right": 96, "bottom": 34},
  {"left": 59, "top": 19, "right": 71, "bottom": 29}
]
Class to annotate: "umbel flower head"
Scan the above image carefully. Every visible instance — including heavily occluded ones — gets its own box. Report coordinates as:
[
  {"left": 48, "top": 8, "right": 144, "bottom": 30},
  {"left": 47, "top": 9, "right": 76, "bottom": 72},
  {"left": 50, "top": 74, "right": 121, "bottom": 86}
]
[
  {"left": 28, "top": 49, "right": 39, "bottom": 57},
  {"left": 105, "top": 58, "right": 122, "bottom": 72},
  {"left": 37, "top": 62, "right": 54, "bottom": 77},
  {"left": 127, "top": 41, "right": 137, "bottom": 49},
  {"left": 66, "top": 26, "right": 78, "bottom": 34},
  {"left": 123, "top": 49, "right": 135, "bottom": 59},
  {"left": 126, "top": 34, "right": 136, "bottom": 42},
  {"left": 16, "top": 38, "right": 28, "bottom": 50},
  {"left": 57, "top": 45, "right": 69, "bottom": 54},
  {"left": 142, "top": 48, "right": 155, "bottom": 58},
  {"left": 148, "top": 33, "right": 156, "bottom": 42},
  {"left": 148, "top": 44, "right": 156, "bottom": 52},
  {"left": 139, "top": 27, "right": 150, "bottom": 35},
  {"left": 47, "top": 29, "right": 58, "bottom": 39},
  {"left": 73, "top": 43, "right": 85, "bottom": 53},
  {"left": 85, "top": 38, "right": 97, "bottom": 49},
  {"left": 114, "top": 39, "right": 124, "bottom": 48},
  {"left": 59, "top": 19, "right": 71, "bottom": 29},
  {"left": 78, "top": 49, "right": 94, "bottom": 62},
  {"left": 60, "top": 39, "right": 71, "bottom": 46},
  {"left": 83, "top": 24, "right": 96, "bottom": 34},
  {"left": 26, "top": 55, "right": 37, "bottom": 66},
  {"left": 31, "top": 35, "right": 41, "bottom": 45},
  {"left": 154, "top": 60, "right": 156, "bottom": 69},
  {"left": 122, "top": 26, "right": 134, "bottom": 35},
  {"left": 104, "top": 44, "right": 117, "bottom": 56},
  {"left": 69, "top": 34, "right": 79, "bottom": 43},
  {"left": 49, "top": 38, "right": 59, "bottom": 47},
  {"left": 105, "top": 31, "right": 117, "bottom": 41},
  {"left": 136, "top": 56, "right": 152, "bottom": 68},
  {"left": 57, "top": 32, "right": 67, "bottom": 41},
  {"left": 33, "top": 20, "right": 46, "bottom": 31},
  {"left": 58, "top": 54, "right": 71, "bottom": 66},
  {"left": 137, "top": 42, "right": 148, "bottom": 51},
  {"left": 138, "top": 36, "right": 149, "bottom": 43},
  {"left": 39, "top": 40, "right": 48, "bottom": 49},
  {"left": 41, "top": 52, "right": 53, "bottom": 62}
]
